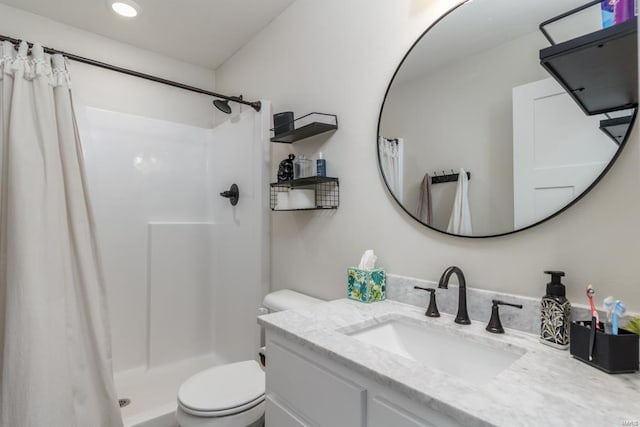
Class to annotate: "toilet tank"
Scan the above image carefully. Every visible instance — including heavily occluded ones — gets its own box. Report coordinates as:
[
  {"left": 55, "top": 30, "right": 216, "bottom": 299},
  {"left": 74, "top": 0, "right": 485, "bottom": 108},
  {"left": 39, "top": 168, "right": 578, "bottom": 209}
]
[{"left": 262, "top": 289, "right": 323, "bottom": 312}]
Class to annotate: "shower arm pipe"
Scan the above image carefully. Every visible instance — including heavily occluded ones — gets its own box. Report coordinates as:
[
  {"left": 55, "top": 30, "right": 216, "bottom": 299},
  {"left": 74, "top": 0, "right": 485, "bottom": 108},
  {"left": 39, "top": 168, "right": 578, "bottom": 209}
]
[{"left": 0, "top": 34, "right": 261, "bottom": 112}]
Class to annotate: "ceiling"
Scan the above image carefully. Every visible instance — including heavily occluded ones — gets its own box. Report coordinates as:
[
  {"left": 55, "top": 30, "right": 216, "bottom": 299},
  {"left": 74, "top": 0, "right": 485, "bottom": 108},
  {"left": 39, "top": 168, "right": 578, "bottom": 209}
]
[
  {"left": 0, "top": 0, "right": 295, "bottom": 69},
  {"left": 393, "top": 0, "right": 600, "bottom": 85}
]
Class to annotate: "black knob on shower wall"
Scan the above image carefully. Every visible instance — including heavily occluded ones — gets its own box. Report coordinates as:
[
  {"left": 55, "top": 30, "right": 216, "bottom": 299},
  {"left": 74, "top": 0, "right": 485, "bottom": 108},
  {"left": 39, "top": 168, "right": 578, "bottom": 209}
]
[{"left": 220, "top": 183, "right": 239, "bottom": 206}]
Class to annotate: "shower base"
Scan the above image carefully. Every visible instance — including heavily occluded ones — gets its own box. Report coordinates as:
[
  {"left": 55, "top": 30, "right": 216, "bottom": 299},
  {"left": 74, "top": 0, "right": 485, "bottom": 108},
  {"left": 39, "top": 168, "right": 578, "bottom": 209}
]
[{"left": 115, "top": 353, "right": 228, "bottom": 427}]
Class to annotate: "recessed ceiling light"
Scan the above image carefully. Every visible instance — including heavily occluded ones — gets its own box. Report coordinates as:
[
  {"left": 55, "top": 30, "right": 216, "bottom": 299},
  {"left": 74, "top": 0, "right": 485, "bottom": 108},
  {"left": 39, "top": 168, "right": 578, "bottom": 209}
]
[{"left": 110, "top": 0, "right": 141, "bottom": 18}]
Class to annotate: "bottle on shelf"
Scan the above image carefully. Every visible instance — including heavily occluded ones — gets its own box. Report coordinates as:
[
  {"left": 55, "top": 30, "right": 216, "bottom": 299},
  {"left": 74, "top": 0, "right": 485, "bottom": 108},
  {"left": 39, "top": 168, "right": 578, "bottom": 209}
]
[{"left": 316, "top": 152, "right": 326, "bottom": 177}]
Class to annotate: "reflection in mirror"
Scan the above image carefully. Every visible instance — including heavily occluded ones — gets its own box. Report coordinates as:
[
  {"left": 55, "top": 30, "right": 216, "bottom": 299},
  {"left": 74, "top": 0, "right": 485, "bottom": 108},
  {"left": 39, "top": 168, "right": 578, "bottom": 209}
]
[{"left": 378, "top": 0, "right": 637, "bottom": 237}]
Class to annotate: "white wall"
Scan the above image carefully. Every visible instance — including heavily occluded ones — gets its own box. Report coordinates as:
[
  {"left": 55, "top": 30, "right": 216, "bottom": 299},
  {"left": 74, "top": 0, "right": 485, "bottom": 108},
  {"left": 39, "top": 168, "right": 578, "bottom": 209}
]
[
  {"left": 0, "top": 3, "right": 216, "bottom": 127},
  {"left": 79, "top": 108, "right": 213, "bottom": 372},
  {"left": 216, "top": 0, "right": 640, "bottom": 311},
  {"left": 80, "top": 105, "right": 270, "bottom": 373},
  {"left": 206, "top": 106, "right": 271, "bottom": 364}
]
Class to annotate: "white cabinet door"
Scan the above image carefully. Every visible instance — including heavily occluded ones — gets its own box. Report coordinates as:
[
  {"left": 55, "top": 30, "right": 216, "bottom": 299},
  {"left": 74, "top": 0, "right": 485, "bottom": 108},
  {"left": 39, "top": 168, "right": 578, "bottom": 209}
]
[
  {"left": 267, "top": 341, "right": 366, "bottom": 427},
  {"left": 265, "top": 334, "right": 462, "bottom": 427},
  {"left": 265, "top": 396, "right": 309, "bottom": 427},
  {"left": 369, "top": 397, "right": 428, "bottom": 427},
  {"left": 369, "top": 396, "right": 460, "bottom": 427},
  {"left": 512, "top": 78, "right": 617, "bottom": 228}
]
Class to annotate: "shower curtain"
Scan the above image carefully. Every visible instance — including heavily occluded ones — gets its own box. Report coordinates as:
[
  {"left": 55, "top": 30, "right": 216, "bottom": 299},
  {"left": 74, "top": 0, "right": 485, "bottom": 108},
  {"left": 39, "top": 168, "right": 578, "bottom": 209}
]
[
  {"left": 378, "top": 137, "right": 403, "bottom": 201},
  {"left": 0, "top": 41, "right": 122, "bottom": 426}
]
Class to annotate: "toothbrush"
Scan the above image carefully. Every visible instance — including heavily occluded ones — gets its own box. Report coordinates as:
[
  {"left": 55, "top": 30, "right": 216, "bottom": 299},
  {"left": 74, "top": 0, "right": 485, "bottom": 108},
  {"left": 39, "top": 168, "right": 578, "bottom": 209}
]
[
  {"left": 603, "top": 296, "right": 615, "bottom": 333},
  {"left": 612, "top": 300, "right": 627, "bottom": 336},
  {"left": 586, "top": 285, "right": 600, "bottom": 330}
]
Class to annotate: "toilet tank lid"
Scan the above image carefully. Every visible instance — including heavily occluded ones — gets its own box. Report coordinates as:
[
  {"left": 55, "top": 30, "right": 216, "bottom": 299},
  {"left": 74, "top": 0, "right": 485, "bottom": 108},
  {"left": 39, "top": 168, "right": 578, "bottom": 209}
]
[{"left": 263, "top": 289, "right": 323, "bottom": 312}]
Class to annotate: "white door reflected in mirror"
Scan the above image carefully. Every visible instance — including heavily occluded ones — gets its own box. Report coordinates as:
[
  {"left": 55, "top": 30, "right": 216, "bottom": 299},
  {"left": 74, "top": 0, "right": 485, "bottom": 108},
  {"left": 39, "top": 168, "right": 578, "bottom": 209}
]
[{"left": 513, "top": 78, "right": 625, "bottom": 229}]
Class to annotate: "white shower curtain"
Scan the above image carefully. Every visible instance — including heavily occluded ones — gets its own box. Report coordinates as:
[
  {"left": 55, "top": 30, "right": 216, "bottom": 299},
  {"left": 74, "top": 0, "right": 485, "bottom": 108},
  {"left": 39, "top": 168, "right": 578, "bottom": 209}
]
[
  {"left": 0, "top": 41, "right": 122, "bottom": 426},
  {"left": 378, "top": 137, "right": 403, "bottom": 201}
]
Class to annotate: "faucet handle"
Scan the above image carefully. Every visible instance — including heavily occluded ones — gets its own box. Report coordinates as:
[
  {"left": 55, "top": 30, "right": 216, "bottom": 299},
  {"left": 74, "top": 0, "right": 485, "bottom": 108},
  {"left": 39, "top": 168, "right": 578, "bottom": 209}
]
[
  {"left": 414, "top": 286, "right": 440, "bottom": 317},
  {"left": 486, "top": 299, "right": 523, "bottom": 334}
]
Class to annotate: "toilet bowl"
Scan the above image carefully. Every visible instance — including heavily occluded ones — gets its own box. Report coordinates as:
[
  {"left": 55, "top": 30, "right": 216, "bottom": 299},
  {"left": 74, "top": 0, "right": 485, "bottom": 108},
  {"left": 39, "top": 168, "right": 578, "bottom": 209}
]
[{"left": 176, "top": 290, "right": 323, "bottom": 427}]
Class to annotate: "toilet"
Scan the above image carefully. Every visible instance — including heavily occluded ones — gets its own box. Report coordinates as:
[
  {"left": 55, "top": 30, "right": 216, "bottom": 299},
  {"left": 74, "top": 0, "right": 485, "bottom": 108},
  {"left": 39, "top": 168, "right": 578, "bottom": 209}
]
[{"left": 176, "top": 290, "right": 323, "bottom": 427}]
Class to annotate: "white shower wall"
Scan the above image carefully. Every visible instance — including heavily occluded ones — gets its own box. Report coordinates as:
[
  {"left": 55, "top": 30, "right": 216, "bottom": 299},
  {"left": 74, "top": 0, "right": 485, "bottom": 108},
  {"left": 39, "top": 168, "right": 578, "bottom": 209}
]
[
  {"left": 78, "top": 103, "right": 270, "bottom": 373},
  {"left": 206, "top": 107, "right": 271, "bottom": 364}
]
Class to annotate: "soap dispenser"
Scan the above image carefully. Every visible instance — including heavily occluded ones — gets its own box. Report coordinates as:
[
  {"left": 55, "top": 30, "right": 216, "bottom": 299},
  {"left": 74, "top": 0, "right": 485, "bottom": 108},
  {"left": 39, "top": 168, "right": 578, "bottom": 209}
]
[{"left": 540, "top": 270, "right": 571, "bottom": 350}]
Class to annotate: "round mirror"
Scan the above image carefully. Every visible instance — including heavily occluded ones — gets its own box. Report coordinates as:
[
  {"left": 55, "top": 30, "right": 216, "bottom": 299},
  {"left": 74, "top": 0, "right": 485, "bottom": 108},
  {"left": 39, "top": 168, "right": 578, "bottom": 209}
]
[{"left": 378, "top": 0, "right": 637, "bottom": 237}]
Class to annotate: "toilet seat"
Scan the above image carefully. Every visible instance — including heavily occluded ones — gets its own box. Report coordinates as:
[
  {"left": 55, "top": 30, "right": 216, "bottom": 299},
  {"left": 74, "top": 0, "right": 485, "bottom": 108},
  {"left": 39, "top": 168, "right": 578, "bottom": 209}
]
[{"left": 178, "top": 360, "right": 265, "bottom": 418}]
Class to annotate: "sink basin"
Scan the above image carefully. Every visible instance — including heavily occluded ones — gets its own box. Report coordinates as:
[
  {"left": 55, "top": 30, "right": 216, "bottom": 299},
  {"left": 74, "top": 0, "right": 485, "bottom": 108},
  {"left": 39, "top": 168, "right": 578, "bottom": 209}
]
[{"left": 348, "top": 318, "right": 524, "bottom": 386}]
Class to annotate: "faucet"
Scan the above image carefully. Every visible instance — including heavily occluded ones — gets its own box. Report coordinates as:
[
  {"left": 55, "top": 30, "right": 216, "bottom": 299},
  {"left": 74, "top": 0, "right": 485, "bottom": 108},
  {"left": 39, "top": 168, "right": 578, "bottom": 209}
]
[{"left": 438, "top": 266, "right": 471, "bottom": 325}]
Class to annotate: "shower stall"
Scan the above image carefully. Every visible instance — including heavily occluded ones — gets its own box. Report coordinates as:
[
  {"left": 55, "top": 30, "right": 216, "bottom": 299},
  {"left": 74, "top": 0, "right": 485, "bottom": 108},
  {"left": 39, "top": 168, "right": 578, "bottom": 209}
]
[{"left": 76, "top": 101, "right": 271, "bottom": 426}]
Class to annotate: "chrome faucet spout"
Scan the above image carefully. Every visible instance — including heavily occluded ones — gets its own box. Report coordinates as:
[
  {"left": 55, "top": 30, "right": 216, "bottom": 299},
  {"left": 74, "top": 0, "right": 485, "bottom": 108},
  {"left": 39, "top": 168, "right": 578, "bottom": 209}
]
[{"left": 438, "top": 266, "right": 471, "bottom": 325}]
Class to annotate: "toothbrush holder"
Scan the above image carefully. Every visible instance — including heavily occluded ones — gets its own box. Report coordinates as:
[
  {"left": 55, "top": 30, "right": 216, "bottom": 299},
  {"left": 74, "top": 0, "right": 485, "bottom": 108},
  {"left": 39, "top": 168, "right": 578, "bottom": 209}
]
[
  {"left": 347, "top": 268, "right": 386, "bottom": 303},
  {"left": 569, "top": 320, "right": 638, "bottom": 374}
]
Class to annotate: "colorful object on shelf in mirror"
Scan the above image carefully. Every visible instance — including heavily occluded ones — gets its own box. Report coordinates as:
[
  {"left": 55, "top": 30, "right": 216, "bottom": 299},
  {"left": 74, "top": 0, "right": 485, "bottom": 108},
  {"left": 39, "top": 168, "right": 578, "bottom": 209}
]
[
  {"left": 602, "top": 0, "right": 615, "bottom": 27},
  {"left": 602, "top": 0, "right": 637, "bottom": 28}
]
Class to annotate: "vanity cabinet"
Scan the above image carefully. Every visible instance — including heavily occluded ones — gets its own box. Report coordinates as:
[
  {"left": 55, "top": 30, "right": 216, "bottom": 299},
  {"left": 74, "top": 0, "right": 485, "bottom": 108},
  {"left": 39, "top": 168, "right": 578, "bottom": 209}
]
[{"left": 265, "top": 332, "right": 462, "bottom": 427}]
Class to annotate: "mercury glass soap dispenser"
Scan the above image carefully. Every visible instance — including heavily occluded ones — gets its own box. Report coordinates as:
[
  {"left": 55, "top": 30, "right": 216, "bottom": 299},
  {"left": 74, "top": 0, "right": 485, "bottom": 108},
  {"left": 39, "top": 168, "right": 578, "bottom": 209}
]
[{"left": 540, "top": 270, "right": 571, "bottom": 350}]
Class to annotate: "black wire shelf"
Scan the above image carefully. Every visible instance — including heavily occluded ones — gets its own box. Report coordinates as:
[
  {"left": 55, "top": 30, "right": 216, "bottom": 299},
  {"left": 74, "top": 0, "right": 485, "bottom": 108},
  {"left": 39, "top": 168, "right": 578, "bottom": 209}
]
[
  {"left": 270, "top": 177, "right": 340, "bottom": 210},
  {"left": 270, "top": 176, "right": 338, "bottom": 188}
]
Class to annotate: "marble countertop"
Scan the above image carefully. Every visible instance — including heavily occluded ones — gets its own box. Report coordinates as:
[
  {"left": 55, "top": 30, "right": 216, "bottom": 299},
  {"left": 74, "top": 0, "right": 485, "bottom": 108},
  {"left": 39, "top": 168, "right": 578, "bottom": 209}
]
[{"left": 259, "top": 299, "right": 640, "bottom": 427}]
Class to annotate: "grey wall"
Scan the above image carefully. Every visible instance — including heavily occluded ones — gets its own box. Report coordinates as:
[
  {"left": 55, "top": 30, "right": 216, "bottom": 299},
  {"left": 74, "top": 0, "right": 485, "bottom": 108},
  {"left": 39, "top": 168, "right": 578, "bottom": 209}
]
[
  {"left": 381, "top": 30, "right": 550, "bottom": 234},
  {"left": 216, "top": 0, "right": 640, "bottom": 311}
]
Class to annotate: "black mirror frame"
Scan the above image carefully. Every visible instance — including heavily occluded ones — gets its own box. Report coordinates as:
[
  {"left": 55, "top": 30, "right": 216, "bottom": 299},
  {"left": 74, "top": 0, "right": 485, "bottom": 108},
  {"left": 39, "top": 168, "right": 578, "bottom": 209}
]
[{"left": 376, "top": 0, "right": 638, "bottom": 239}]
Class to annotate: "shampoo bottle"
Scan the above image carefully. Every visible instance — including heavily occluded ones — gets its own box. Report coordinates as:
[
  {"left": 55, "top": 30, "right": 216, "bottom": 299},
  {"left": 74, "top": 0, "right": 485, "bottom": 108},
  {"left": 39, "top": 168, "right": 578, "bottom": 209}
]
[
  {"left": 540, "top": 270, "right": 571, "bottom": 350},
  {"left": 316, "top": 152, "right": 326, "bottom": 177}
]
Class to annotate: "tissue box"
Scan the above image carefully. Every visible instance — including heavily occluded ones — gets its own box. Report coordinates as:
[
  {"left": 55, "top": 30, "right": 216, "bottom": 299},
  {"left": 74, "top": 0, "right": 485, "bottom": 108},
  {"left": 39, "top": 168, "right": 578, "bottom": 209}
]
[{"left": 347, "top": 268, "right": 386, "bottom": 303}]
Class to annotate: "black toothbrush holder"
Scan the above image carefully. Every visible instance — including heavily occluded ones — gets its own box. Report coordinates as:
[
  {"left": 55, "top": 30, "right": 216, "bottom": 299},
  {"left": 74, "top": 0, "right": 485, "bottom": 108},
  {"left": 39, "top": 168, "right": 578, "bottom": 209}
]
[{"left": 569, "top": 320, "right": 638, "bottom": 374}]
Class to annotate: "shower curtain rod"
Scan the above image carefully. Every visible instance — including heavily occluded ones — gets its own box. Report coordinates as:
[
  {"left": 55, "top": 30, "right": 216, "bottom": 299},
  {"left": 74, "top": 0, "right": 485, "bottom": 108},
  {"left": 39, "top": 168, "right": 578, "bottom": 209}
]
[{"left": 0, "top": 34, "right": 261, "bottom": 112}]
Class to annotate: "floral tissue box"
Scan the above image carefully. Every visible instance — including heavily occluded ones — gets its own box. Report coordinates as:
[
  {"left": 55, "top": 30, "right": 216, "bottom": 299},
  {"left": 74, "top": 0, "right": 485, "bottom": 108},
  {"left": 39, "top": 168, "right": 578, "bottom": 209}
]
[{"left": 347, "top": 267, "right": 386, "bottom": 303}]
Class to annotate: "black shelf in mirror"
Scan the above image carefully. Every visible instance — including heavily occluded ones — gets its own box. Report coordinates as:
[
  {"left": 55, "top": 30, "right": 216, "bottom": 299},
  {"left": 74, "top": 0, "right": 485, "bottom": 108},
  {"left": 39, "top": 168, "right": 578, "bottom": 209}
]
[
  {"left": 539, "top": 18, "right": 638, "bottom": 116},
  {"left": 600, "top": 115, "right": 634, "bottom": 145}
]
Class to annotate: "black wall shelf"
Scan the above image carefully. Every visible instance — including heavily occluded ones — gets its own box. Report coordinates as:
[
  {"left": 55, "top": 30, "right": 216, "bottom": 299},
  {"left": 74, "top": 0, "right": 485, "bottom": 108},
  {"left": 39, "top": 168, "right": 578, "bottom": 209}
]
[
  {"left": 599, "top": 115, "right": 633, "bottom": 145},
  {"left": 270, "top": 177, "right": 339, "bottom": 210},
  {"left": 271, "top": 176, "right": 338, "bottom": 188},
  {"left": 539, "top": 17, "right": 638, "bottom": 116},
  {"left": 270, "top": 113, "right": 338, "bottom": 143}
]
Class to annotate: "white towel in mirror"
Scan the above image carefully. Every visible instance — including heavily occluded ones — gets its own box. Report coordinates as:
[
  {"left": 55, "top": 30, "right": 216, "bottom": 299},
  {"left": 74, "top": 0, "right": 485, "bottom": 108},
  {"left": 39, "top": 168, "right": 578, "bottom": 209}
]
[{"left": 447, "top": 168, "right": 473, "bottom": 235}]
